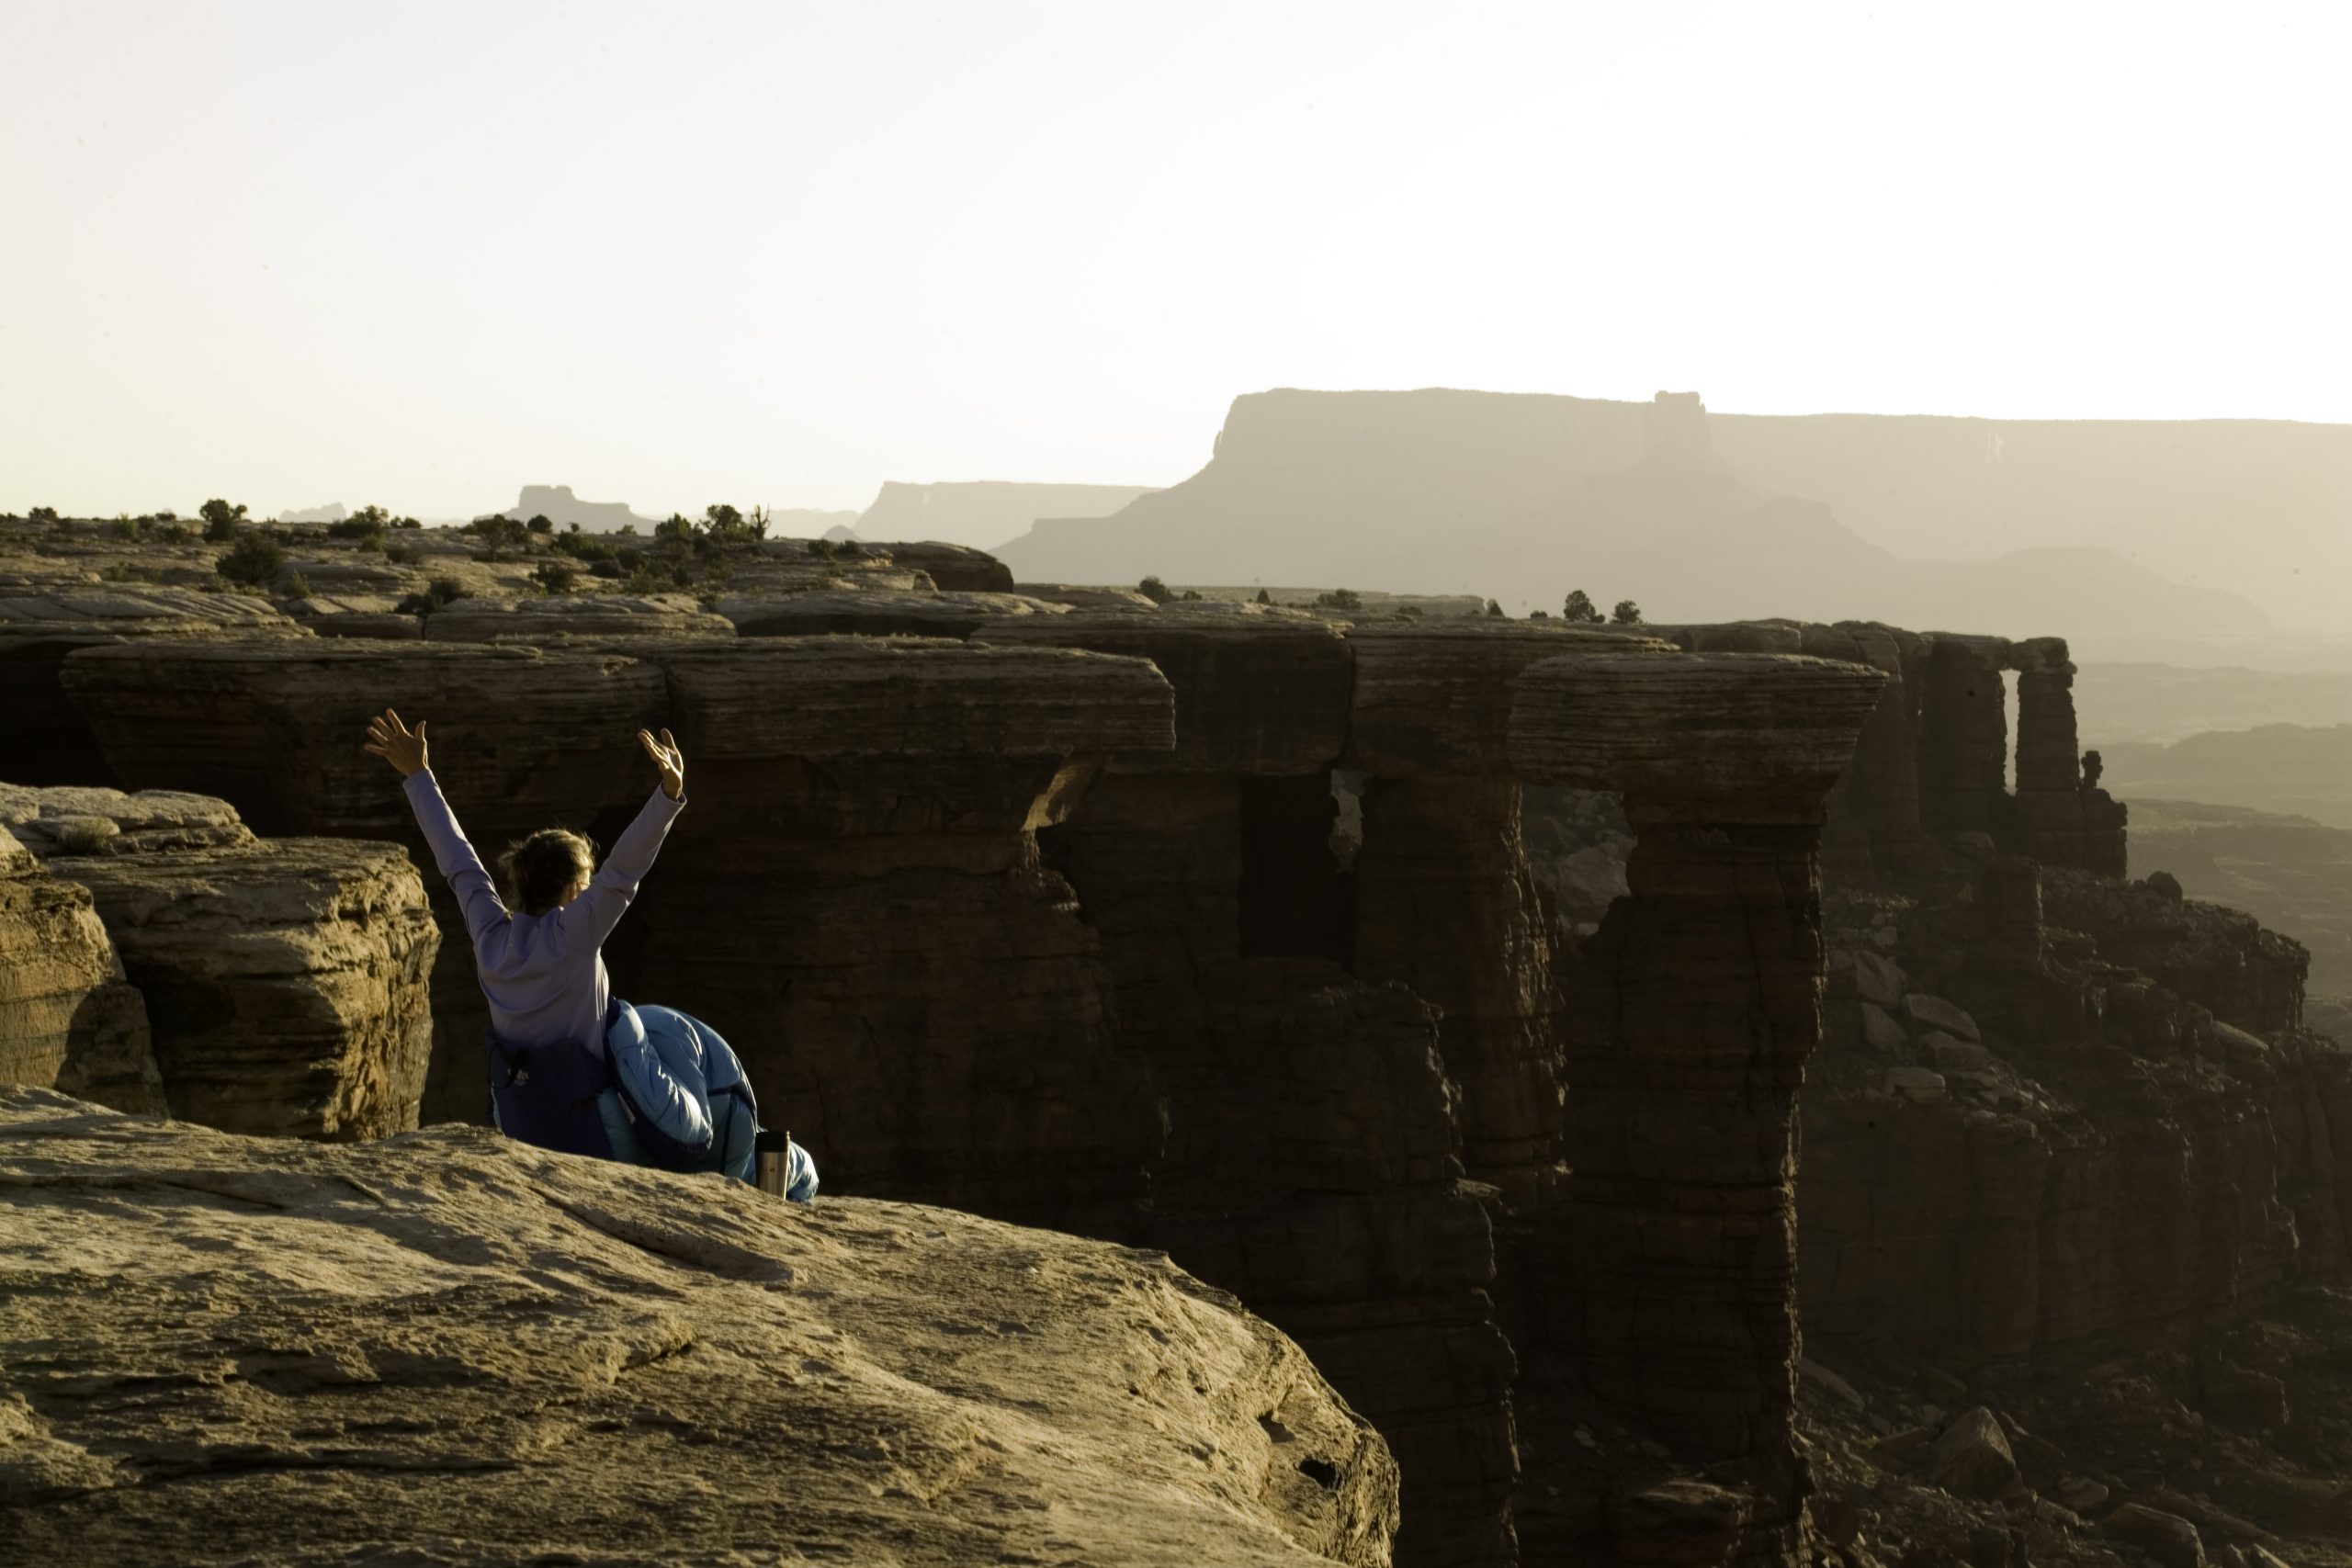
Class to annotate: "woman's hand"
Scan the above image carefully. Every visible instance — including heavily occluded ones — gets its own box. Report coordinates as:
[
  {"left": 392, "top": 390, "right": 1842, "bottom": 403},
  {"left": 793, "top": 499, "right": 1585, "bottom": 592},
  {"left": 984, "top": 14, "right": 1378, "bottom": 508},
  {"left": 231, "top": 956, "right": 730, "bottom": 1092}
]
[
  {"left": 639, "top": 727, "right": 685, "bottom": 800},
  {"left": 364, "top": 709, "right": 429, "bottom": 778}
]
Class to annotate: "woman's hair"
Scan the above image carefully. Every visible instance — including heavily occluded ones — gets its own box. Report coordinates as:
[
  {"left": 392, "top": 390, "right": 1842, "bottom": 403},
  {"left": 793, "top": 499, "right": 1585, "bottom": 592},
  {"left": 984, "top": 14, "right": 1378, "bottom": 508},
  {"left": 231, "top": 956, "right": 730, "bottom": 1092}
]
[{"left": 496, "top": 828, "right": 597, "bottom": 915}]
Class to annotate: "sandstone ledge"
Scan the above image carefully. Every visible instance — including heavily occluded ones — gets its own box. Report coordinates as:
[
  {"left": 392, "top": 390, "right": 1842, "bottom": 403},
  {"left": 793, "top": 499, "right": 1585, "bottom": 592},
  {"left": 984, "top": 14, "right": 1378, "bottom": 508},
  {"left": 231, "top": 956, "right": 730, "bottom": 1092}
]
[{"left": 0, "top": 1089, "right": 1397, "bottom": 1567}]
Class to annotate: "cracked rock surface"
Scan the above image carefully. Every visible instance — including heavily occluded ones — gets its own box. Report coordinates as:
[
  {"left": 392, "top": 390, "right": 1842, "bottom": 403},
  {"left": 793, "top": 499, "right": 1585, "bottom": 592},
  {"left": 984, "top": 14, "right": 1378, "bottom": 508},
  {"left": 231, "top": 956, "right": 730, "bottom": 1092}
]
[{"left": 0, "top": 1089, "right": 1398, "bottom": 1567}]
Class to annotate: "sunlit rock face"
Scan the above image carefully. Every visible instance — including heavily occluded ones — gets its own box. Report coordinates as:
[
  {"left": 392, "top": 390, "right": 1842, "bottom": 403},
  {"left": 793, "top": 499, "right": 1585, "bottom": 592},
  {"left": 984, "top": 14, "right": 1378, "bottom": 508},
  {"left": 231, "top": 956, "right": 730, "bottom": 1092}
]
[
  {"left": 0, "top": 822, "right": 161, "bottom": 1114},
  {"left": 0, "top": 1088, "right": 1401, "bottom": 1568},
  {"left": 0, "top": 783, "right": 435, "bottom": 1140}
]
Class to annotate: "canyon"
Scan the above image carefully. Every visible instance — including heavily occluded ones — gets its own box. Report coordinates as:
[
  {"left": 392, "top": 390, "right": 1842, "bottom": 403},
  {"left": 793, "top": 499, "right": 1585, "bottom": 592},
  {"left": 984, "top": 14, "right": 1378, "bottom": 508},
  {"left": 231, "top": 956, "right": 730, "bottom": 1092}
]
[{"left": 6, "top": 517, "right": 2352, "bottom": 1568}]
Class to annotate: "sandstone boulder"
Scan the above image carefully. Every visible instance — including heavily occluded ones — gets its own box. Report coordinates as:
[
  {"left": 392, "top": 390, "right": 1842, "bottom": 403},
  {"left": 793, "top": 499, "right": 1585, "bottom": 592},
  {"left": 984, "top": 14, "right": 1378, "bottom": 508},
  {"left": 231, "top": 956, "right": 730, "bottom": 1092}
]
[
  {"left": 0, "top": 1089, "right": 1398, "bottom": 1567},
  {"left": 1925, "top": 1033, "right": 1993, "bottom": 1075},
  {"left": 1611, "top": 1478, "right": 1748, "bottom": 1568},
  {"left": 1904, "top": 993, "right": 1982, "bottom": 1042},
  {"left": 1886, "top": 1066, "right": 1949, "bottom": 1103},
  {"left": 0, "top": 826, "right": 163, "bottom": 1114},
  {"left": 1930, "top": 1406, "right": 2021, "bottom": 1500},
  {"left": 1861, "top": 1001, "right": 1909, "bottom": 1051},
  {"left": 46, "top": 836, "right": 438, "bottom": 1140},
  {"left": 2109, "top": 1503, "right": 2208, "bottom": 1568},
  {"left": 1855, "top": 950, "right": 1908, "bottom": 1008}
]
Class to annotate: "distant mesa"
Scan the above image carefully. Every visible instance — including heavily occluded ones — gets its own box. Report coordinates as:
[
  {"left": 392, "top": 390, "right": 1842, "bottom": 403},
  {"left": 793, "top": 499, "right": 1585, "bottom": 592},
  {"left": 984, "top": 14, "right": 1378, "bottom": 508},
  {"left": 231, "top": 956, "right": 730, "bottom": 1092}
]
[
  {"left": 501, "top": 485, "right": 654, "bottom": 533},
  {"left": 854, "top": 480, "right": 1162, "bottom": 552},
  {"left": 277, "top": 502, "right": 349, "bottom": 525},
  {"left": 490, "top": 487, "right": 858, "bottom": 537},
  {"left": 989, "top": 389, "right": 2288, "bottom": 643}
]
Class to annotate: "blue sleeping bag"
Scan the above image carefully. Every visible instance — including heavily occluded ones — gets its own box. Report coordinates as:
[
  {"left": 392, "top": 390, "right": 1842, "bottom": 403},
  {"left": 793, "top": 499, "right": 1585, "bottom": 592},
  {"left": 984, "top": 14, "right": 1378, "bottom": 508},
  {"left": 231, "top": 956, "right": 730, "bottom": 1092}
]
[
  {"left": 489, "top": 998, "right": 816, "bottom": 1201},
  {"left": 596, "top": 1001, "right": 775, "bottom": 1190}
]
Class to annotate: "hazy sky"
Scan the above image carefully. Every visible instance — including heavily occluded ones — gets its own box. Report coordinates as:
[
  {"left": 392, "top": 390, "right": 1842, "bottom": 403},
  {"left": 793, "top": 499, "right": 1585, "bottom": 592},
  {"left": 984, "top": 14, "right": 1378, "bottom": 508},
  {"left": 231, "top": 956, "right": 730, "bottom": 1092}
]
[{"left": 4, "top": 1, "right": 2346, "bottom": 522}]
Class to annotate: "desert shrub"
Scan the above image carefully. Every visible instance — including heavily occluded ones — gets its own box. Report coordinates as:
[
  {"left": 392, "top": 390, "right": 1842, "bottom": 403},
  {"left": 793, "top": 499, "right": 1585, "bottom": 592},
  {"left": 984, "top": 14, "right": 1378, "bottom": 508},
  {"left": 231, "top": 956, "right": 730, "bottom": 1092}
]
[
  {"left": 1562, "top": 590, "right": 1603, "bottom": 625},
  {"left": 807, "top": 538, "right": 837, "bottom": 561},
  {"left": 1314, "top": 587, "right": 1363, "bottom": 611},
  {"left": 589, "top": 558, "right": 622, "bottom": 580},
  {"left": 98, "top": 564, "right": 138, "bottom": 582},
  {"left": 153, "top": 509, "right": 177, "bottom": 523},
  {"left": 622, "top": 562, "right": 667, "bottom": 595},
  {"left": 526, "top": 513, "right": 553, "bottom": 535},
  {"left": 465, "top": 514, "right": 528, "bottom": 559},
  {"left": 108, "top": 517, "right": 141, "bottom": 540},
  {"left": 284, "top": 572, "right": 312, "bottom": 599},
  {"left": 1611, "top": 599, "right": 1643, "bottom": 626},
  {"left": 1398, "top": 604, "right": 1425, "bottom": 619},
  {"left": 217, "top": 532, "right": 285, "bottom": 586},
  {"left": 28, "top": 505, "right": 60, "bottom": 523},
  {"left": 384, "top": 545, "right": 421, "bottom": 565},
  {"left": 395, "top": 577, "right": 468, "bottom": 616},
  {"left": 554, "top": 531, "right": 621, "bottom": 565},
  {"left": 199, "top": 499, "right": 248, "bottom": 540},
  {"left": 1486, "top": 600, "right": 1504, "bottom": 617},
  {"left": 531, "top": 560, "right": 577, "bottom": 595},
  {"left": 330, "top": 505, "right": 391, "bottom": 551},
  {"left": 154, "top": 523, "right": 190, "bottom": 544},
  {"left": 1136, "top": 575, "right": 1170, "bottom": 604},
  {"left": 1529, "top": 607, "right": 1550, "bottom": 618},
  {"left": 392, "top": 515, "right": 422, "bottom": 529}
]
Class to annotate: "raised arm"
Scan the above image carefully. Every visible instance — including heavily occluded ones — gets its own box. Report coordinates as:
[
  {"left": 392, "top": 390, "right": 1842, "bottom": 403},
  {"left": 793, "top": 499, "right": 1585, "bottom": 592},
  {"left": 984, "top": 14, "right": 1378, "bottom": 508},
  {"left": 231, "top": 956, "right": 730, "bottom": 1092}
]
[
  {"left": 366, "top": 709, "right": 512, "bottom": 949},
  {"left": 556, "top": 728, "right": 686, "bottom": 949}
]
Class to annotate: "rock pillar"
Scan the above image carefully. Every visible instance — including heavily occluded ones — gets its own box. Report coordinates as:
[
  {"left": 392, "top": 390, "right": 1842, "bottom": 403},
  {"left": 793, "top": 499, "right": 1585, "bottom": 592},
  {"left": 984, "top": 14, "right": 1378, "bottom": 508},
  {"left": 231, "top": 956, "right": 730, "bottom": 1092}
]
[
  {"left": 983, "top": 608, "right": 1525, "bottom": 1568},
  {"left": 1510, "top": 650, "right": 1886, "bottom": 1566},
  {"left": 1915, "top": 636, "right": 2011, "bottom": 837},
  {"left": 2009, "top": 637, "right": 2102, "bottom": 872}
]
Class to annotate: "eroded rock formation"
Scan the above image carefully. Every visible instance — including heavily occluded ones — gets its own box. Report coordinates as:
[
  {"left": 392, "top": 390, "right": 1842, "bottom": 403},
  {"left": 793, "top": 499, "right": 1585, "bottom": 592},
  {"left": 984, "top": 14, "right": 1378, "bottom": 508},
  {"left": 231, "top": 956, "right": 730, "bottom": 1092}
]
[
  {"left": 0, "top": 784, "right": 435, "bottom": 1140},
  {"left": 0, "top": 824, "right": 160, "bottom": 1114},
  {"left": 0, "top": 1088, "right": 1399, "bottom": 1567}
]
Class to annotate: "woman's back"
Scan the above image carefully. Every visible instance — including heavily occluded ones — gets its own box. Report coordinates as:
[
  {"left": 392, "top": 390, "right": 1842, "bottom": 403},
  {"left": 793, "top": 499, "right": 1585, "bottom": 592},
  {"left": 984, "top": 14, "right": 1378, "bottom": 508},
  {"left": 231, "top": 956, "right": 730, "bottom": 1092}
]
[{"left": 368, "top": 711, "right": 688, "bottom": 1053}]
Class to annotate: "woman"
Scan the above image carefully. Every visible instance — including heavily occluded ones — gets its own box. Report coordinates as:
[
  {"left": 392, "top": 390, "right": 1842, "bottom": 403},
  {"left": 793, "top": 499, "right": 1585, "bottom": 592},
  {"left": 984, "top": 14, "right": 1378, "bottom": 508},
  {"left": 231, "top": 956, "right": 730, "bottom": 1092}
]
[
  {"left": 365, "top": 709, "right": 813, "bottom": 1199},
  {"left": 364, "top": 707, "right": 687, "bottom": 1065}
]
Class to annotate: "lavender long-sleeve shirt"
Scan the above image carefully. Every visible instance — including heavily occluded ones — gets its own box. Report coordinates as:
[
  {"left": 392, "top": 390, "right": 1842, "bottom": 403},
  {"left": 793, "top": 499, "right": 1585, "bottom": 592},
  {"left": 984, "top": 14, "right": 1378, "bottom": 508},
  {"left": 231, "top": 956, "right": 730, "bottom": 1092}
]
[{"left": 402, "top": 769, "right": 685, "bottom": 1051}]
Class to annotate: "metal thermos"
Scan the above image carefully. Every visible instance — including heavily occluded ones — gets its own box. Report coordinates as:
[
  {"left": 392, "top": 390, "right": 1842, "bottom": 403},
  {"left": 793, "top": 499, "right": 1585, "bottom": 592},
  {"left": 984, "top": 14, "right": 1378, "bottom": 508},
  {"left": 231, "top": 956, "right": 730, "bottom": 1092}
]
[{"left": 755, "top": 1128, "right": 794, "bottom": 1198}]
